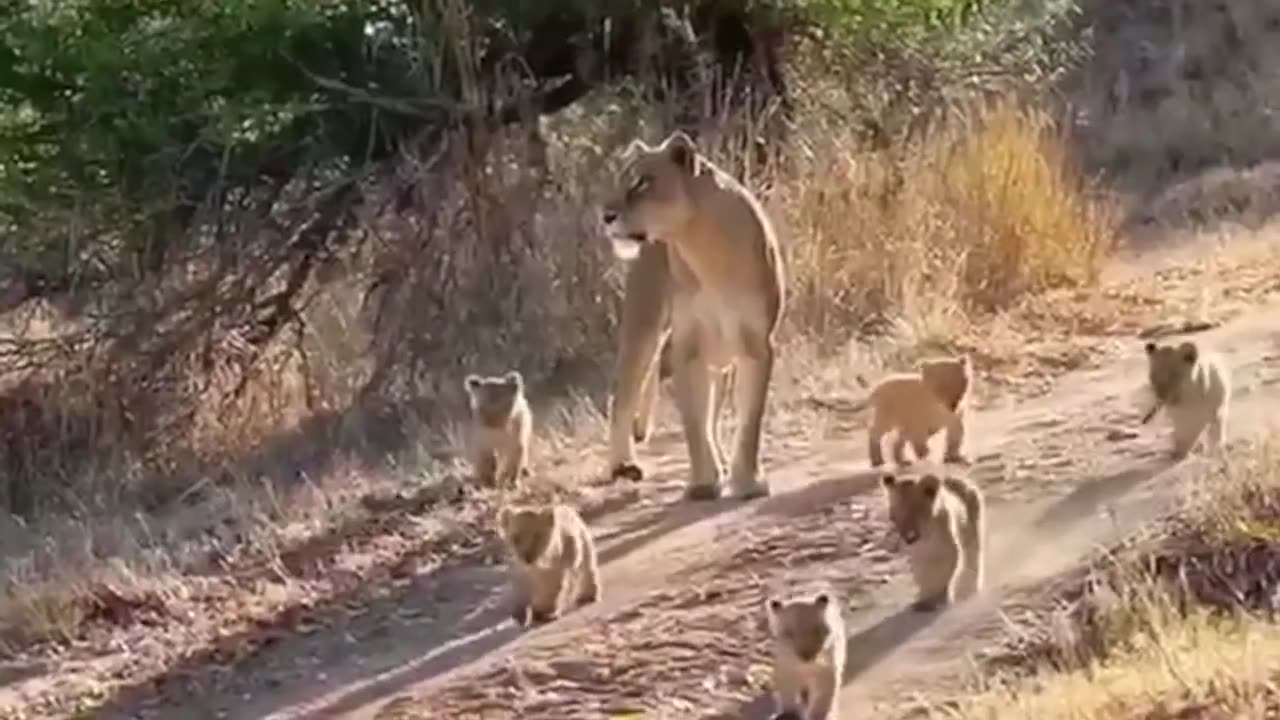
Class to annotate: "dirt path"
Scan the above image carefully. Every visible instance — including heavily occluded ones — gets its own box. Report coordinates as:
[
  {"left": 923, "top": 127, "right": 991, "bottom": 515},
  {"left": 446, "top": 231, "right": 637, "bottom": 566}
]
[{"left": 78, "top": 262, "right": 1280, "bottom": 720}]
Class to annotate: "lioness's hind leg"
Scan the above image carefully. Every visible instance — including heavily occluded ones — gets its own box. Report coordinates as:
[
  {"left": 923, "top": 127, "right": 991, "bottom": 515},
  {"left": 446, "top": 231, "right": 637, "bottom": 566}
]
[
  {"left": 728, "top": 340, "right": 773, "bottom": 500},
  {"left": 632, "top": 351, "right": 662, "bottom": 444},
  {"left": 671, "top": 331, "right": 724, "bottom": 501}
]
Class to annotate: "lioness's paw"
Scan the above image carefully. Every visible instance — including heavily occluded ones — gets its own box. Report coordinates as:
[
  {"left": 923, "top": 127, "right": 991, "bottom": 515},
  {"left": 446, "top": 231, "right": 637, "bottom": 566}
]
[{"left": 683, "top": 482, "right": 723, "bottom": 501}]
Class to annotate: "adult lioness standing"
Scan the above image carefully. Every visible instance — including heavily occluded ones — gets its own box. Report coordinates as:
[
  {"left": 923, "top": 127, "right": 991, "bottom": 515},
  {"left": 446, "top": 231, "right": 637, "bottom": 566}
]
[{"left": 601, "top": 131, "right": 785, "bottom": 501}]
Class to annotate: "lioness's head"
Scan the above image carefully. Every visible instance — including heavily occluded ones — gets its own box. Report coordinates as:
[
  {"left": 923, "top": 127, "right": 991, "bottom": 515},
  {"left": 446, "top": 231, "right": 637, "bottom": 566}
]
[
  {"left": 497, "top": 504, "right": 557, "bottom": 564},
  {"left": 464, "top": 371, "right": 524, "bottom": 428},
  {"left": 882, "top": 473, "right": 943, "bottom": 545},
  {"left": 600, "top": 131, "right": 702, "bottom": 261},
  {"left": 765, "top": 590, "right": 841, "bottom": 662},
  {"left": 919, "top": 355, "right": 972, "bottom": 412},
  {"left": 1145, "top": 340, "right": 1197, "bottom": 405}
]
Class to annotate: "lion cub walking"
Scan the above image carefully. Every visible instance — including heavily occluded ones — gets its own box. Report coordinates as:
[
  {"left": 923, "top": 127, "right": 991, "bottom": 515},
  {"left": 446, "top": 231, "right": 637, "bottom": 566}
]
[
  {"left": 765, "top": 590, "right": 846, "bottom": 720},
  {"left": 882, "top": 472, "right": 985, "bottom": 612},
  {"left": 862, "top": 355, "right": 973, "bottom": 468},
  {"left": 464, "top": 370, "right": 532, "bottom": 488},
  {"left": 498, "top": 503, "right": 601, "bottom": 626},
  {"left": 1141, "top": 340, "right": 1230, "bottom": 459}
]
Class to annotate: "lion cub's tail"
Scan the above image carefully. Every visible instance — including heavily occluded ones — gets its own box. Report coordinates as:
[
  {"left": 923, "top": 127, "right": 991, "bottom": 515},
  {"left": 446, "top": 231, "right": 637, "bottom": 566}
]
[{"left": 943, "top": 475, "right": 985, "bottom": 597}]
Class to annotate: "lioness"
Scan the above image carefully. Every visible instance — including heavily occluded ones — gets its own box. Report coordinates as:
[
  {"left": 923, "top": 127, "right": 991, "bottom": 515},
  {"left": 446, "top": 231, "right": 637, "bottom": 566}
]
[{"left": 601, "top": 131, "right": 785, "bottom": 501}]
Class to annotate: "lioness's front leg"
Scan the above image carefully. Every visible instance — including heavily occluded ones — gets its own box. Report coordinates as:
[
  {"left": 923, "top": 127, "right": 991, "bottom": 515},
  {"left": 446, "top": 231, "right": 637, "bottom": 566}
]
[
  {"left": 670, "top": 326, "right": 723, "bottom": 501},
  {"left": 728, "top": 333, "right": 773, "bottom": 499},
  {"left": 608, "top": 245, "right": 671, "bottom": 482}
]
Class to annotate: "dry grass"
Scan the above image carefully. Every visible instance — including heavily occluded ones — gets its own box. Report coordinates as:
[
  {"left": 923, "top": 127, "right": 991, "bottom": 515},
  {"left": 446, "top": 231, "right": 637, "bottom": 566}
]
[
  {"left": 916, "top": 435, "right": 1280, "bottom": 719},
  {"left": 777, "top": 100, "right": 1117, "bottom": 346}
]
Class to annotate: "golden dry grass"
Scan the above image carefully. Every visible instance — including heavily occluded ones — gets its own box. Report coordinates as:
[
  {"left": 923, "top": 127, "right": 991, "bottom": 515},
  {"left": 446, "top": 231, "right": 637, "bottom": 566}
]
[{"left": 921, "top": 435, "right": 1280, "bottom": 720}]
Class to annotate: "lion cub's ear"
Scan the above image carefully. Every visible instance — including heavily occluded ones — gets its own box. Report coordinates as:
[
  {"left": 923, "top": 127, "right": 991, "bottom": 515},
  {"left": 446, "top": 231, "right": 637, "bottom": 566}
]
[
  {"left": 1177, "top": 341, "right": 1198, "bottom": 365},
  {"left": 503, "top": 370, "right": 524, "bottom": 390},
  {"left": 464, "top": 374, "right": 483, "bottom": 393},
  {"left": 1144, "top": 341, "right": 1157, "bottom": 356},
  {"left": 663, "top": 131, "right": 699, "bottom": 175},
  {"left": 881, "top": 473, "right": 898, "bottom": 488}
]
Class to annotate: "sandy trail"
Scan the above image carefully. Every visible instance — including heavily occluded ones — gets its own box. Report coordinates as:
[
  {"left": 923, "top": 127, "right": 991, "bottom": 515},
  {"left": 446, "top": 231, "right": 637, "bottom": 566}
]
[{"left": 89, "top": 267, "right": 1280, "bottom": 719}]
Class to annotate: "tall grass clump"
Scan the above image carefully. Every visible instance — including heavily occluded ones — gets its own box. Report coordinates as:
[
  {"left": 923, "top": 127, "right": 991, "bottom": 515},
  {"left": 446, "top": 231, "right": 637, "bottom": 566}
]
[{"left": 778, "top": 100, "right": 1118, "bottom": 345}]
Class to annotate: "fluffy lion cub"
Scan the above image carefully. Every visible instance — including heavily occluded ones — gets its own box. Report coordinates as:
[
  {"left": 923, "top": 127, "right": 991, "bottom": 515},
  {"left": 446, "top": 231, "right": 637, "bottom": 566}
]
[
  {"left": 1141, "top": 340, "right": 1230, "bottom": 459},
  {"left": 861, "top": 355, "right": 973, "bottom": 468},
  {"left": 497, "top": 503, "right": 601, "bottom": 627},
  {"left": 882, "top": 471, "right": 985, "bottom": 612},
  {"left": 464, "top": 370, "right": 532, "bottom": 488},
  {"left": 765, "top": 590, "right": 846, "bottom": 720}
]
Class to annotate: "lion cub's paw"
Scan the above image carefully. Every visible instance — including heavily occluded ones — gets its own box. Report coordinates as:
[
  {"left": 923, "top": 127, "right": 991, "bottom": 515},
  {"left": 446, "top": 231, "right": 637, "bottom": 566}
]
[
  {"left": 943, "top": 453, "right": 972, "bottom": 466},
  {"left": 510, "top": 603, "right": 530, "bottom": 627},
  {"left": 611, "top": 463, "right": 644, "bottom": 483},
  {"left": 771, "top": 713, "right": 804, "bottom": 720}
]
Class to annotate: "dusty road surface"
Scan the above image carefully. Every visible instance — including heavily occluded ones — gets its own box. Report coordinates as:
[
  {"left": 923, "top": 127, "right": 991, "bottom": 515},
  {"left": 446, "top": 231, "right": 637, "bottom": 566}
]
[{"left": 61, "top": 226, "right": 1278, "bottom": 720}]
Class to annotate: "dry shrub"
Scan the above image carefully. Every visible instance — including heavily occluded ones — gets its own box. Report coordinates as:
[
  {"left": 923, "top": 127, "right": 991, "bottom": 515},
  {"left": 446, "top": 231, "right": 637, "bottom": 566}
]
[
  {"left": 777, "top": 100, "right": 1118, "bottom": 346},
  {"left": 940, "top": 435, "right": 1280, "bottom": 719}
]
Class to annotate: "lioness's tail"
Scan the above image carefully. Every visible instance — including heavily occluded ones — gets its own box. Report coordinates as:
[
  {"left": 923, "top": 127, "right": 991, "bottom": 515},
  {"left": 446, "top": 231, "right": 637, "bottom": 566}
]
[{"left": 944, "top": 474, "right": 985, "bottom": 598}]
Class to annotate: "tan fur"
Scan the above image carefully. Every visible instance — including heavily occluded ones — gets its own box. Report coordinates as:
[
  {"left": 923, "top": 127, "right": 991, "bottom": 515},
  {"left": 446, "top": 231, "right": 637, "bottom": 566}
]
[
  {"left": 464, "top": 370, "right": 532, "bottom": 488},
  {"left": 497, "top": 503, "right": 601, "bottom": 626},
  {"left": 882, "top": 472, "right": 985, "bottom": 612},
  {"left": 1142, "top": 340, "right": 1230, "bottom": 459},
  {"left": 765, "top": 590, "right": 846, "bottom": 720},
  {"left": 859, "top": 355, "right": 973, "bottom": 468},
  {"left": 602, "top": 131, "right": 785, "bottom": 501}
]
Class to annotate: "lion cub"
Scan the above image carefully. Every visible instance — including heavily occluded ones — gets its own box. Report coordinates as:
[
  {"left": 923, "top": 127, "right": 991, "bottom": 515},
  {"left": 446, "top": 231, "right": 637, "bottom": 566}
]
[
  {"left": 765, "top": 590, "right": 846, "bottom": 720},
  {"left": 1141, "top": 340, "right": 1230, "bottom": 459},
  {"left": 498, "top": 503, "right": 601, "bottom": 626},
  {"left": 862, "top": 355, "right": 973, "bottom": 468},
  {"left": 464, "top": 370, "right": 532, "bottom": 488},
  {"left": 882, "top": 472, "right": 985, "bottom": 612}
]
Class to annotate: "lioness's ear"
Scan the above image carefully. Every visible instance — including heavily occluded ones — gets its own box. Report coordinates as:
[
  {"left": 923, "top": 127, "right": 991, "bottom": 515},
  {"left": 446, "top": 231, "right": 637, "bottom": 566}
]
[
  {"left": 664, "top": 131, "right": 698, "bottom": 174},
  {"left": 1178, "top": 341, "right": 1198, "bottom": 365},
  {"left": 1144, "top": 341, "right": 1157, "bottom": 355},
  {"left": 920, "top": 474, "right": 941, "bottom": 500},
  {"left": 464, "top": 374, "right": 482, "bottom": 393}
]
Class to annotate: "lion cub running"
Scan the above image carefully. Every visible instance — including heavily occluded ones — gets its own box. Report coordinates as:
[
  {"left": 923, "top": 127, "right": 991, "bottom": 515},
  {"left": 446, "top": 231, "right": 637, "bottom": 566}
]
[
  {"left": 861, "top": 355, "right": 973, "bottom": 468},
  {"left": 1141, "top": 340, "right": 1230, "bottom": 459},
  {"left": 464, "top": 370, "right": 532, "bottom": 488},
  {"left": 498, "top": 503, "right": 601, "bottom": 627},
  {"left": 765, "top": 589, "right": 846, "bottom": 720},
  {"left": 882, "top": 471, "right": 985, "bottom": 612}
]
